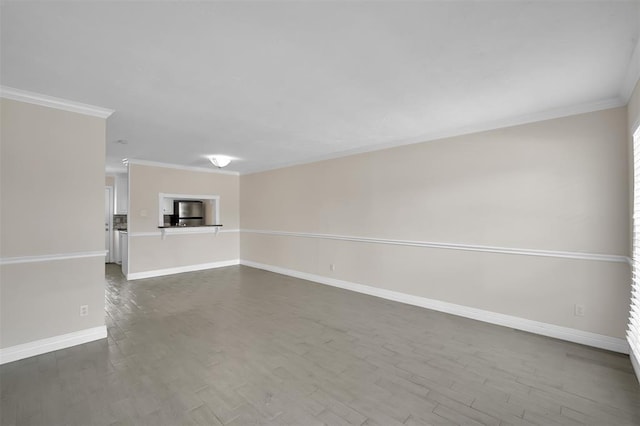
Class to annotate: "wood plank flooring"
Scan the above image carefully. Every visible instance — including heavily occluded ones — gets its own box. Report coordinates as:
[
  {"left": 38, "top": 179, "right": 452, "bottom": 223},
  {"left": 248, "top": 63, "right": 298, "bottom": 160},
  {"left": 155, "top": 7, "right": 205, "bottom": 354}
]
[{"left": 1, "top": 264, "right": 639, "bottom": 425}]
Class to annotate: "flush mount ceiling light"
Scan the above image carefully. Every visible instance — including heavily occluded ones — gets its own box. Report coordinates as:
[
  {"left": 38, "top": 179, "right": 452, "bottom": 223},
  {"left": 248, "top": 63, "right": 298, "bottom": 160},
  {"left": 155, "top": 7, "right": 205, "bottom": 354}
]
[{"left": 210, "top": 155, "right": 232, "bottom": 168}]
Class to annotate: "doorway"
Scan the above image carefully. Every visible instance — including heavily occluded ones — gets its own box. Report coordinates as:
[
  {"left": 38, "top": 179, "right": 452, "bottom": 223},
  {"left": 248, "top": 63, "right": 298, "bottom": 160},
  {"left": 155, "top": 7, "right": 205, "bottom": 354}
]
[{"left": 105, "top": 186, "right": 113, "bottom": 263}]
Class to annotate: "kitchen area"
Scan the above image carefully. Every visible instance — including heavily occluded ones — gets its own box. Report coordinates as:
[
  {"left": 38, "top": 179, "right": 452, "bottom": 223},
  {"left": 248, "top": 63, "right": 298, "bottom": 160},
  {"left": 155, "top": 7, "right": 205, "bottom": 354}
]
[
  {"left": 106, "top": 162, "right": 238, "bottom": 280},
  {"left": 106, "top": 170, "right": 226, "bottom": 279},
  {"left": 106, "top": 173, "right": 128, "bottom": 276}
]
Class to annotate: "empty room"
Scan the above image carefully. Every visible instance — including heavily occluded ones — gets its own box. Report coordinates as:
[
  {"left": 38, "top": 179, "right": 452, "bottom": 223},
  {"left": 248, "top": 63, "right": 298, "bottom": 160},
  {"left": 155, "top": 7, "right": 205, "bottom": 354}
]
[{"left": 1, "top": 1, "right": 640, "bottom": 425}]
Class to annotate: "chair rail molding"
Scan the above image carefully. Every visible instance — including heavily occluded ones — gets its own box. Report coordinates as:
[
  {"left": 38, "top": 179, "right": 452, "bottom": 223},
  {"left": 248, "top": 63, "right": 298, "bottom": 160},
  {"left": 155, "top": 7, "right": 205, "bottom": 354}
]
[
  {"left": 240, "top": 229, "right": 630, "bottom": 264},
  {"left": 0, "top": 250, "right": 107, "bottom": 265}
]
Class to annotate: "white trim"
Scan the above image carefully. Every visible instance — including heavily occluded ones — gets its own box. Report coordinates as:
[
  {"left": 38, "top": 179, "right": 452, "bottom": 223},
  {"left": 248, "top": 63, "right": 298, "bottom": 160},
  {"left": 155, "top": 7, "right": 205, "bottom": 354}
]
[
  {"left": 126, "top": 259, "right": 239, "bottom": 280},
  {"left": 160, "top": 227, "right": 223, "bottom": 238},
  {"left": 129, "top": 228, "right": 239, "bottom": 238},
  {"left": 0, "top": 250, "right": 107, "bottom": 265},
  {"left": 631, "top": 351, "right": 640, "bottom": 384},
  {"left": 242, "top": 98, "right": 625, "bottom": 175},
  {"left": 241, "top": 229, "right": 630, "bottom": 264},
  {"left": 126, "top": 163, "right": 130, "bottom": 274},
  {"left": 0, "top": 86, "right": 114, "bottom": 118},
  {"left": 0, "top": 326, "right": 107, "bottom": 365},
  {"left": 160, "top": 193, "right": 221, "bottom": 201},
  {"left": 129, "top": 231, "right": 162, "bottom": 237},
  {"left": 620, "top": 36, "right": 640, "bottom": 102},
  {"left": 240, "top": 260, "right": 630, "bottom": 354},
  {"left": 127, "top": 159, "right": 239, "bottom": 176}
]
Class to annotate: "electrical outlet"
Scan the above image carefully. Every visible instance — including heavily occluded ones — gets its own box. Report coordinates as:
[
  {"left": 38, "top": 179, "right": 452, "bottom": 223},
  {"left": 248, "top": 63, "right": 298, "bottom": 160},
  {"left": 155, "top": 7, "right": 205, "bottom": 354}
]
[
  {"left": 574, "top": 304, "right": 585, "bottom": 317},
  {"left": 330, "top": 264, "right": 335, "bottom": 271},
  {"left": 80, "top": 305, "right": 89, "bottom": 317}
]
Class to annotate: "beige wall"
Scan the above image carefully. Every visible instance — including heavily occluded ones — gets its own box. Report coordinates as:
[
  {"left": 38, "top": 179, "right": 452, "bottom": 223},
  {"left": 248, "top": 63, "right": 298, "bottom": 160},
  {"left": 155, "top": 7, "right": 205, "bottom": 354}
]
[
  {"left": 0, "top": 98, "right": 106, "bottom": 348},
  {"left": 240, "top": 107, "right": 631, "bottom": 339},
  {"left": 105, "top": 175, "right": 115, "bottom": 187},
  {"left": 128, "top": 164, "right": 239, "bottom": 274},
  {"left": 1, "top": 100, "right": 107, "bottom": 257}
]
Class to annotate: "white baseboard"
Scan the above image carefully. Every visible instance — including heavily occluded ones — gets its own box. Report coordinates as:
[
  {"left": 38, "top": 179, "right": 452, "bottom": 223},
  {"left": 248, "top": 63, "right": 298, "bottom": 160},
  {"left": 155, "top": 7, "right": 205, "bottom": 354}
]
[
  {"left": 631, "top": 351, "right": 640, "bottom": 384},
  {"left": 0, "top": 325, "right": 107, "bottom": 365},
  {"left": 240, "top": 260, "right": 630, "bottom": 354},
  {"left": 127, "top": 259, "right": 239, "bottom": 280}
]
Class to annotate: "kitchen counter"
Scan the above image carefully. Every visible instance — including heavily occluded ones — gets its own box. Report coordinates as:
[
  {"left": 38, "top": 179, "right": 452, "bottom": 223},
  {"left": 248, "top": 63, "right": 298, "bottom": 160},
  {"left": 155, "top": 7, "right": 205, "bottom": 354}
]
[
  {"left": 157, "top": 224, "right": 222, "bottom": 229},
  {"left": 157, "top": 224, "right": 223, "bottom": 239}
]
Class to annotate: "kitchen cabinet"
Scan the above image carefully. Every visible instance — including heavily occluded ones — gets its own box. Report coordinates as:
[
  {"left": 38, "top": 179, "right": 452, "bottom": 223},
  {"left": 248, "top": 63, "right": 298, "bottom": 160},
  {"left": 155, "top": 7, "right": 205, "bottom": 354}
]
[
  {"left": 115, "top": 174, "right": 128, "bottom": 214},
  {"left": 162, "top": 197, "right": 174, "bottom": 215}
]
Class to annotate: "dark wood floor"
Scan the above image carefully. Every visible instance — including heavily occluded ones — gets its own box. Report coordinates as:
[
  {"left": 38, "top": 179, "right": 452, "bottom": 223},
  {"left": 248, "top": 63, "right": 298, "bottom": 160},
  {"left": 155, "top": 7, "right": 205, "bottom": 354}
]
[{"left": 1, "top": 264, "right": 639, "bottom": 425}]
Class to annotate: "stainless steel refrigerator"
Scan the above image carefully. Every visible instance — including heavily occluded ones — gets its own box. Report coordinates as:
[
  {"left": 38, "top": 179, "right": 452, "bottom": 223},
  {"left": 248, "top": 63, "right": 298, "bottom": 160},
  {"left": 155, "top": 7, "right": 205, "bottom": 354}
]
[{"left": 173, "top": 200, "right": 204, "bottom": 226}]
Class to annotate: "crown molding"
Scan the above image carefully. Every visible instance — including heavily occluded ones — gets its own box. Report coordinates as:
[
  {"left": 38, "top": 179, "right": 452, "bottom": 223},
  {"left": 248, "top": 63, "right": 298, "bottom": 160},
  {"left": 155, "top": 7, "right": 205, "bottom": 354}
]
[
  {"left": 127, "top": 159, "right": 239, "bottom": 176},
  {"left": 0, "top": 86, "right": 114, "bottom": 118},
  {"left": 242, "top": 97, "right": 626, "bottom": 175}
]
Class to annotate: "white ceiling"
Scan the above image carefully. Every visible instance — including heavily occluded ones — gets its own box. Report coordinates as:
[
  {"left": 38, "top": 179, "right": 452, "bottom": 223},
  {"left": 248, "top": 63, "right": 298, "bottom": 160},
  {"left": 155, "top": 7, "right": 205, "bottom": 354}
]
[{"left": 2, "top": 1, "right": 639, "bottom": 174}]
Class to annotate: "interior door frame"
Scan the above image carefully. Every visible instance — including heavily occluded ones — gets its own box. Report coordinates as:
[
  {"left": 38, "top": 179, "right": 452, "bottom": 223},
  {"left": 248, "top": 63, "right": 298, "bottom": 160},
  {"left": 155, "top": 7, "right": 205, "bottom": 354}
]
[{"left": 105, "top": 186, "right": 114, "bottom": 263}]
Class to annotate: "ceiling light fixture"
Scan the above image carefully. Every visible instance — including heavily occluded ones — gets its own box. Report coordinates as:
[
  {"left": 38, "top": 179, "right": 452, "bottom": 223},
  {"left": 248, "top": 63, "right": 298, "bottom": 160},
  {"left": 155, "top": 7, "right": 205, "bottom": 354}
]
[{"left": 210, "top": 155, "right": 232, "bottom": 168}]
